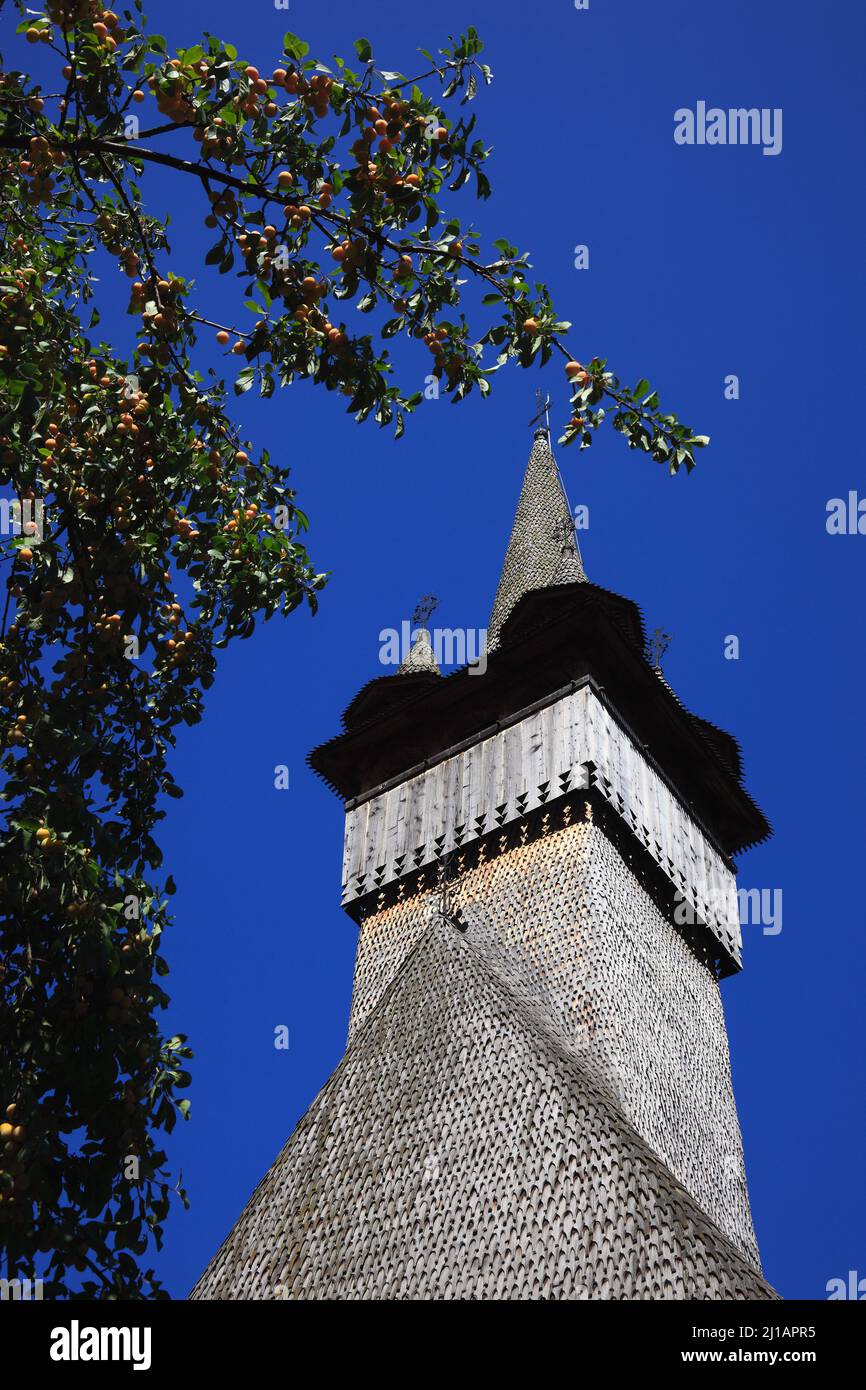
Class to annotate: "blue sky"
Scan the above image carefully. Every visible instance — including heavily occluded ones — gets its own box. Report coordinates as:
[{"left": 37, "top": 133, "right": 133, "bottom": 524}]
[{"left": 9, "top": 0, "right": 866, "bottom": 1298}]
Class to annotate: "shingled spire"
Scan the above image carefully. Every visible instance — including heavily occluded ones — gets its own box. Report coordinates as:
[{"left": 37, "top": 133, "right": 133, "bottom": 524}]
[
  {"left": 487, "top": 426, "right": 586, "bottom": 651},
  {"left": 396, "top": 624, "right": 440, "bottom": 675}
]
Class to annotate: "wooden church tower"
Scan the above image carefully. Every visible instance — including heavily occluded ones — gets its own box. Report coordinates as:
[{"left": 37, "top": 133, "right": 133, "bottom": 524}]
[{"left": 192, "top": 426, "right": 776, "bottom": 1301}]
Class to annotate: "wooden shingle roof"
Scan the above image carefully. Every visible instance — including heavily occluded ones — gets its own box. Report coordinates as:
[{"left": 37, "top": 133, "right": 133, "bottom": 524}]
[{"left": 191, "top": 914, "right": 777, "bottom": 1302}]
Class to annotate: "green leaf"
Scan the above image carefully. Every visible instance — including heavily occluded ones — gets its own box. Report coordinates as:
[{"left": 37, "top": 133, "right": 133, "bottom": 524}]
[
  {"left": 283, "top": 33, "right": 310, "bottom": 62},
  {"left": 354, "top": 38, "right": 373, "bottom": 63}
]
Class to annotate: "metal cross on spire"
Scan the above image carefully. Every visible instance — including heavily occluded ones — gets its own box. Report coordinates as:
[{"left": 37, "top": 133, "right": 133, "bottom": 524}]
[
  {"left": 412, "top": 594, "right": 439, "bottom": 627},
  {"left": 528, "top": 388, "right": 552, "bottom": 440},
  {"left": 551, "top": 512, "right": 587, "bottom": 581},
  {"left": 552, "top": 514, "right": 577, "bottom": 557},
  {"left": 648, "top": 627, "right": 673, "bottom": 671},
  {"left": 435, "top": 851, "right": 466, "bottom": 933}
]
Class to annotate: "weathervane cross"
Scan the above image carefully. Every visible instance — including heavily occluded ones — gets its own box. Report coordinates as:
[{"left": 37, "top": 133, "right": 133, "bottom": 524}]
[
  {"left": 528, "top": 389, "right": 551, "bottom": 436},
  {"left": 649, "top": 627, "right": 673, "bottom": 670},
  {"left": 412, "top": 594, "right": 439, "bottom": 627},
  {"left": 552, "top": 514, "right": 577, "bottom": 556}
]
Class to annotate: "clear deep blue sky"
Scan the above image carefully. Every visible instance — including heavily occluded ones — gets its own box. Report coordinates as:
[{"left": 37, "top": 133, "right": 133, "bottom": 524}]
[{"left": 9, "top": 0, "right": 866, "bottom": 1299}]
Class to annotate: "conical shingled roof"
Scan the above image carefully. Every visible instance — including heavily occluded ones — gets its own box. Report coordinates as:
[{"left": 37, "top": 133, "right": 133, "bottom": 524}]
[
  {"left": 396, "top": 624, "right": 440, "bottom": 675},
  {"left": 190, "top": 913, "right": 777, "bottom": 1302},
  {"left": 487, "top": 428, "right": 586, "bottom": 651}
]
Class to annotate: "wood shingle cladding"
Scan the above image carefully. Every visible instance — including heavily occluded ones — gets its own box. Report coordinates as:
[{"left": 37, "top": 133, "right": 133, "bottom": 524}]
[{"left": 191, "top": 889, "right": 774, "bottom": 1301}]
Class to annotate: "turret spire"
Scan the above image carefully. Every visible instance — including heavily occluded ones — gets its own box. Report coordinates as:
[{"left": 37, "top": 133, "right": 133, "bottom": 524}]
[
  {"left": 487, "top": 425, "right": 586, "bottom": 651},
  {"left": 396, "top": 624, "right": 440, "bottom": 675},
  {"left": 395, "top": 594, "right": 440, "bottom": 675}
]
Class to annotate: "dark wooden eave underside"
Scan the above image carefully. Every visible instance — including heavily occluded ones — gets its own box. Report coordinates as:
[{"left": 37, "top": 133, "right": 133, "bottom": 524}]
[{"left": 308, "top": 581, "right": 771, "bottom": 857}]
